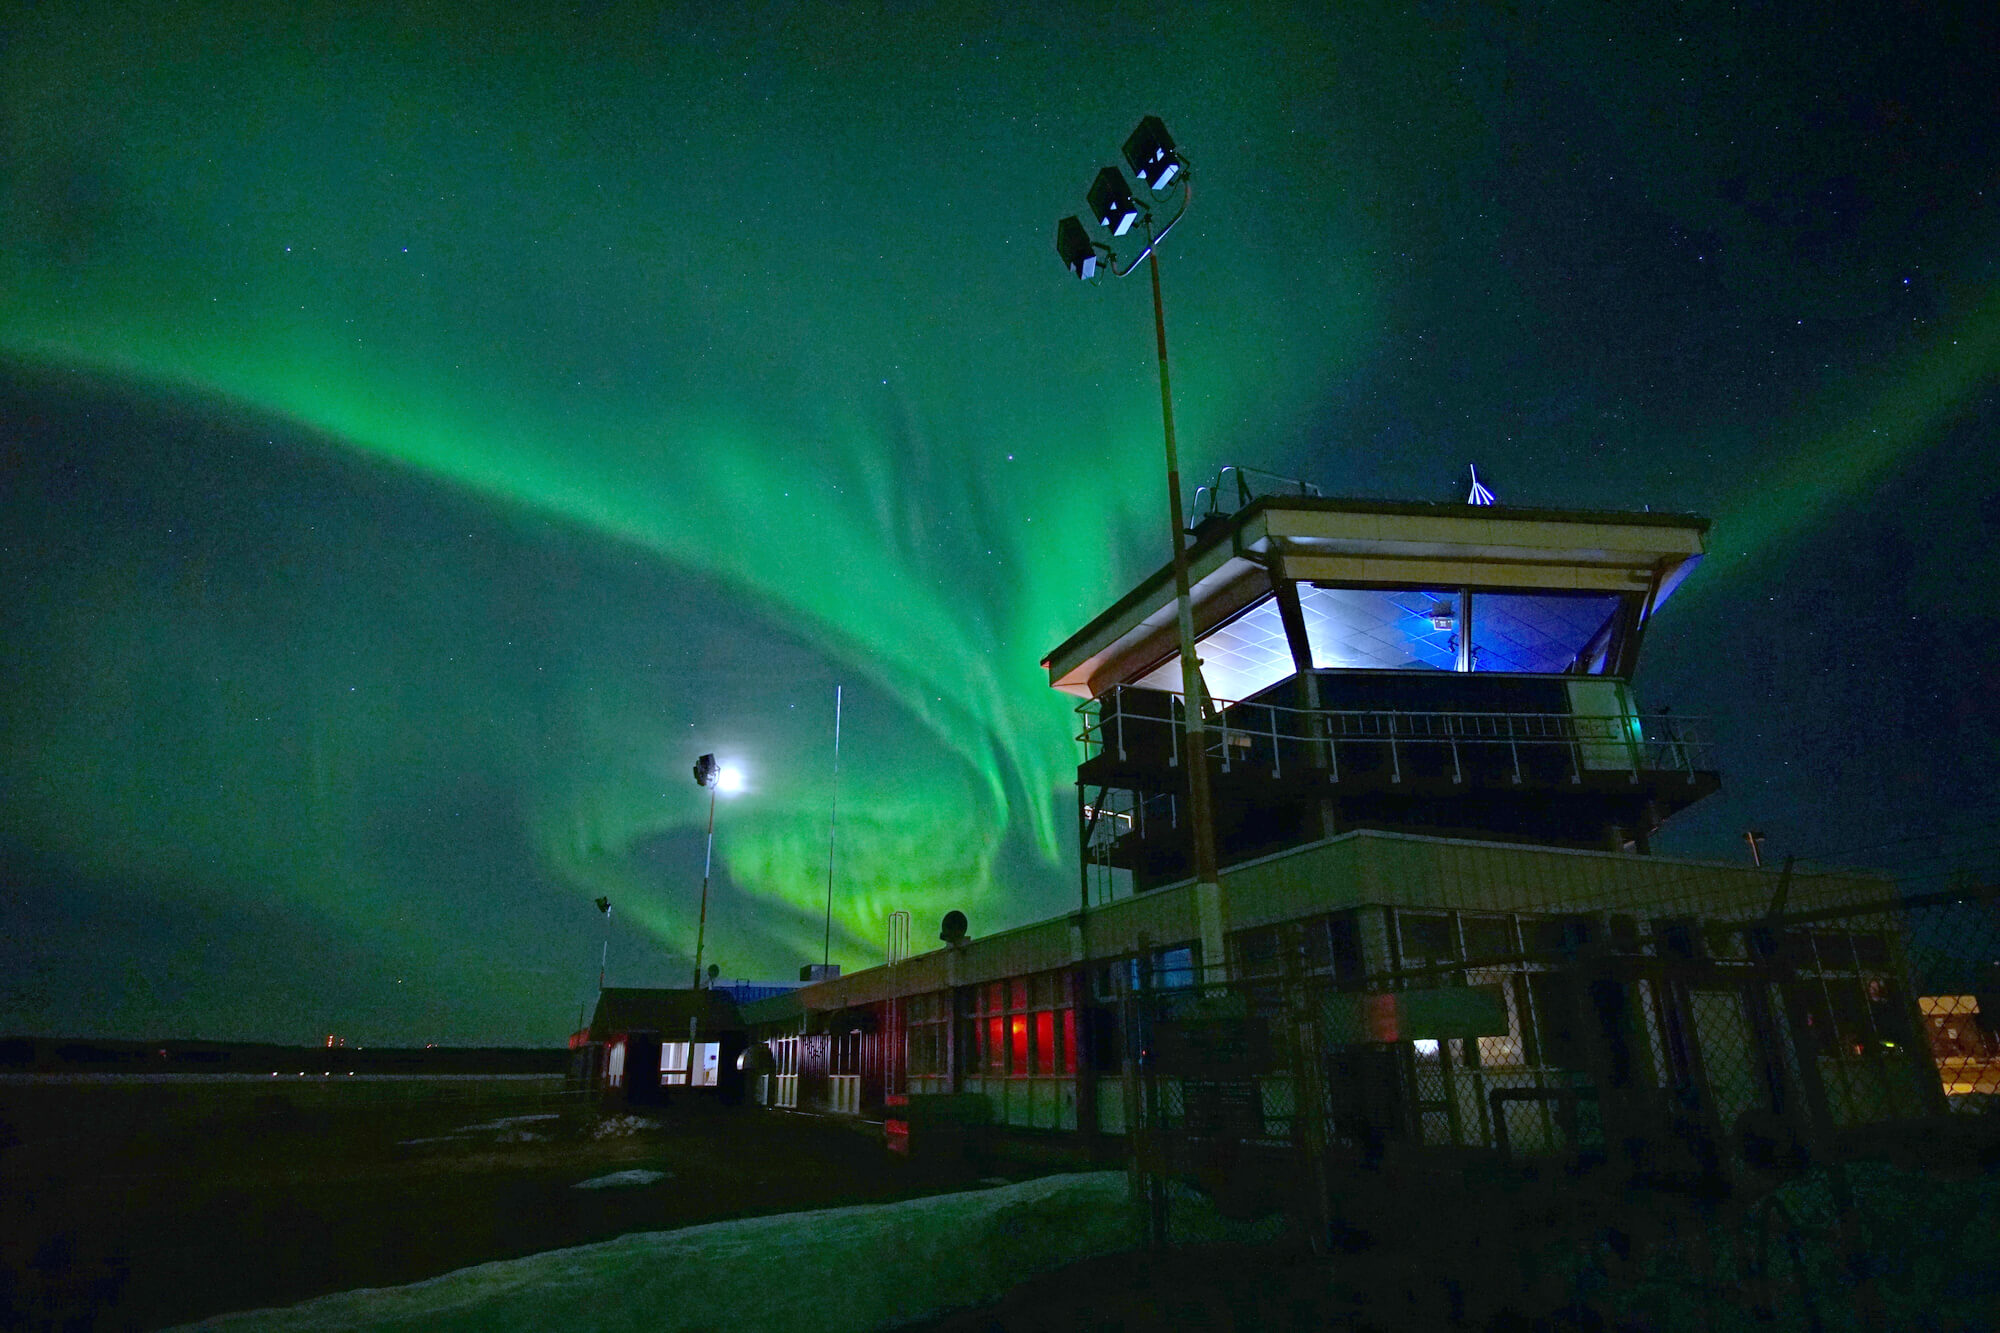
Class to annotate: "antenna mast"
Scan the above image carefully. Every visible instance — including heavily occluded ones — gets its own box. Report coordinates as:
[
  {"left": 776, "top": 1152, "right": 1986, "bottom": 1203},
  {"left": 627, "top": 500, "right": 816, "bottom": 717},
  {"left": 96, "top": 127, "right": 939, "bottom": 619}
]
[{"left": 823, "top": 685, "right": 842, "bottom": 969}]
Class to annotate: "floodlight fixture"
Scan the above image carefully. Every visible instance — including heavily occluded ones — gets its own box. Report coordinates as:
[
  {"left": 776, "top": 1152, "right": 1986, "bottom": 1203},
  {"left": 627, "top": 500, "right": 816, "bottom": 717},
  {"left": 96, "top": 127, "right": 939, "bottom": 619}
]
[
  {"left": 693, "top": 753, "right": 721, "bottom": 788},
  {"left": 716, "top": 764, "right": 745, "bottom": 794},
  {"left": 1088, "top": 166, "right": 1141, "bottom": 237},
  {"left": 1122, "top": 115, "right": 1181, "bottom": 192},
  {"left": 1055, "top": 215, "right": 1099, "bottom": 280}
]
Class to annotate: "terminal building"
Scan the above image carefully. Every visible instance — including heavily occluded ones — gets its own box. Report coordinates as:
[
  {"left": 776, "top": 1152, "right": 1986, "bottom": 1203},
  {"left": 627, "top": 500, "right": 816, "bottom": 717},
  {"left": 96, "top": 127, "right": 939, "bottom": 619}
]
[{"left": 733, "top": 490, "right": 1932, "bottom": 1168}]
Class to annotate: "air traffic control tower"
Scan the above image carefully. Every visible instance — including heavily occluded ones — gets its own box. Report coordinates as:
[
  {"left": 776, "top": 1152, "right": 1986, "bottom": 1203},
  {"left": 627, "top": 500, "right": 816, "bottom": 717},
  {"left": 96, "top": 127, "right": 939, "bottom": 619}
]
[{"left": 1044, "top": 487, "right": 1720, "bottom": 901}]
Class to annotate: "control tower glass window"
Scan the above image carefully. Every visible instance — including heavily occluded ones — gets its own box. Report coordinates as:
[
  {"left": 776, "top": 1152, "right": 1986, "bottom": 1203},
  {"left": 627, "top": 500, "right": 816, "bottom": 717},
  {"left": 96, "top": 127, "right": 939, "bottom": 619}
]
[
  {"left": 1127, "top": 585, "right": 1631, "bottom": 702},
  {"left": 1132, "top": 594, "right": 1296, "bottom": 702},
  {"left": 1299, "top": 587, "right": 1461, "bottom": 670},
  {"left": 1470, "top": 593, "right": 1623, "bottom": 674},
  {"left": 1299, "top": 586, "right": 1626, "bottom": 675}
]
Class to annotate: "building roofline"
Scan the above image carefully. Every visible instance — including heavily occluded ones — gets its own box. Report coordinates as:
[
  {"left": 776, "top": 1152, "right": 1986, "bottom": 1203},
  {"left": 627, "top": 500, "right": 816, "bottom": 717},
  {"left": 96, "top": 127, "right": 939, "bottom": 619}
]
[
  {"left": 757, "top": 828, "right": 1886, "bottom": 1018},
  {"left": 1042, "top": 495, "right": 1709, "bottom": 694}
]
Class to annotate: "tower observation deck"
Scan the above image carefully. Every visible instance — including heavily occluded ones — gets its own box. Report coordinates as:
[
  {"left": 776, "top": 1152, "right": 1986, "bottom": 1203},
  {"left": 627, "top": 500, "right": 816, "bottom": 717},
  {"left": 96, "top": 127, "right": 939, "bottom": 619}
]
[{"left": 1044, "top": 492, "right": 1719, "bottom": 894}]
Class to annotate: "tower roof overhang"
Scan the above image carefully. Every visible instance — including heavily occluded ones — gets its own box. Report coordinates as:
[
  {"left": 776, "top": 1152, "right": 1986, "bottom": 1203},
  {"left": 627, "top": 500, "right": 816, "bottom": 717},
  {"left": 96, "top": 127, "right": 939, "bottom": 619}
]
[{"left": 1042, "top": 496, "right": 1708, "bottom": 699}]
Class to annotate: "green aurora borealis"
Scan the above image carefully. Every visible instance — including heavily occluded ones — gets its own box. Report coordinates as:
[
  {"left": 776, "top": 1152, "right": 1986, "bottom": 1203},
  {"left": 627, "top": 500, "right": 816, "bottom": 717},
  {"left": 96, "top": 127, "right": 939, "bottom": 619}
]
[{"left": 4, "top": 2, "right": 1998, "bottom": 1042}]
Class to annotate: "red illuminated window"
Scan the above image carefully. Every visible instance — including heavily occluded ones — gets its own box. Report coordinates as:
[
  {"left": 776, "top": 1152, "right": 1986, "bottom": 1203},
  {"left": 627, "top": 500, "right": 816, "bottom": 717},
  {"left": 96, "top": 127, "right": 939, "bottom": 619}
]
[
  {"left": 1062, "top": 1009, "right": 1077, "bottom": 1074},
  {"left": 1009, "top": 1015, "right": 1028, "bottom": 1075},
  {"left": 1035, "top": 1011, "right": 1054, "bottom": 1076}
]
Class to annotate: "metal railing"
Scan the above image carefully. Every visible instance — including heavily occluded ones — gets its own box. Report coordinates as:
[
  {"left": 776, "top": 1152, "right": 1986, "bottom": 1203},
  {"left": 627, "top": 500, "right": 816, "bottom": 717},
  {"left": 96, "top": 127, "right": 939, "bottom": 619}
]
[{"left": 1080, "top": 684, "right": 1713, "bottom": 784}]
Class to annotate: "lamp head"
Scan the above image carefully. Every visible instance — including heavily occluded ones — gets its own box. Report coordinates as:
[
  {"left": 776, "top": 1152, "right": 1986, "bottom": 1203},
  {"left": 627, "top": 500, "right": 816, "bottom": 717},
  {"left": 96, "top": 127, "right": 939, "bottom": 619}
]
[
  {"left": 1055, "top": 215, "right": 1098, "bottom": 280},
  {"left": 716, "top": 765, "right": 745, "bottom": 794},
  {"left": 1122, "top": 115, "right": 1182, "bottom": 192},
  {"left": 693, "top": 753, "right": 720, "bottom": 788},
  {"left": 1087, "top": 166, "right": 1141, "bottom": 238}
]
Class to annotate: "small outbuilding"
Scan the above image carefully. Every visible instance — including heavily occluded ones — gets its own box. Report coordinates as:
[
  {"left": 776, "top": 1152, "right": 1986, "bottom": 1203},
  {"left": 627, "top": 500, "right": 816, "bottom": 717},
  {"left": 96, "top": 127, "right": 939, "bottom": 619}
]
[{"left": 573, "top": 987, "right": 747, "bottom": 1105}]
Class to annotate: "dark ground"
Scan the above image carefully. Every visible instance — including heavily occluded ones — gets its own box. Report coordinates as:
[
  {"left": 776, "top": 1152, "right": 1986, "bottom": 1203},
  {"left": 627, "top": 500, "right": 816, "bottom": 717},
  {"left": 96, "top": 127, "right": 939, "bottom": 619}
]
[
  {"left": 9, "top": 1079, "right": 1998, "bottom": 1332},
  {"left": 0, "top": 1078, "right": 988, "bottom": 1331}
]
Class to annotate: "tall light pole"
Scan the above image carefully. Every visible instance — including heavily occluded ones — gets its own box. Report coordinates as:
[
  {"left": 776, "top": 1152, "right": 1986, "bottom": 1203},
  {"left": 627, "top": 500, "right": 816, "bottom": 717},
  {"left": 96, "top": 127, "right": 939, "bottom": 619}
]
[{"left": 1056, "top": 117, "right": 1226, "bottom": 977}]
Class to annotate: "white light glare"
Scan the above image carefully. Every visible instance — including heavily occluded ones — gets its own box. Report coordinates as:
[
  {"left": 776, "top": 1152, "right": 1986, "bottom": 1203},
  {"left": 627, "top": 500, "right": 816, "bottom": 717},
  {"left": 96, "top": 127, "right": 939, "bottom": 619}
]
[{"left": 716, "top": 766, "right": 745, "bottom": 794}]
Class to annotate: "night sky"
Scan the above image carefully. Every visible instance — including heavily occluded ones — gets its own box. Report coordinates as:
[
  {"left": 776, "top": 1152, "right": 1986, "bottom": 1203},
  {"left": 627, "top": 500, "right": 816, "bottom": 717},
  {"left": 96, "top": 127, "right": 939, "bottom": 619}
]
[{"left": 3, "top": 2, "right": 1997, "bottom": 1045}]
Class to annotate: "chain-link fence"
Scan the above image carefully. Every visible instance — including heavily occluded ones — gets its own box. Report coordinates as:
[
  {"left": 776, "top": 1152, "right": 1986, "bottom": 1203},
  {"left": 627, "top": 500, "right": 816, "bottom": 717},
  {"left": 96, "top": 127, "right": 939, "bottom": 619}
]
[{"left": 1120, "top": 882, "right": 2000, "bottom": 1327}]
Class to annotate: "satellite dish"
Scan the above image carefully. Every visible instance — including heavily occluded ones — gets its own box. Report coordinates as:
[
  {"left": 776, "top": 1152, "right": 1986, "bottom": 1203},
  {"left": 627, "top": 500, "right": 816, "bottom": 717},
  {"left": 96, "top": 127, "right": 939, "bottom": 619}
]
[
  {"left": 706, "top": 963, "right": 720, "bottom": 981},
  {"left": 940, "top": 910, "right": 968, "bottom": 945}
]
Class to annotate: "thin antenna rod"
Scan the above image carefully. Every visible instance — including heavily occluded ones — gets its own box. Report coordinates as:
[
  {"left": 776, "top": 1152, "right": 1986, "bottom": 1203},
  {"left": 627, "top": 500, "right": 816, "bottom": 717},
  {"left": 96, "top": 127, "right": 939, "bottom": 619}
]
[{"left": 822, "top": 685, "right": 843, "bottom": 970}]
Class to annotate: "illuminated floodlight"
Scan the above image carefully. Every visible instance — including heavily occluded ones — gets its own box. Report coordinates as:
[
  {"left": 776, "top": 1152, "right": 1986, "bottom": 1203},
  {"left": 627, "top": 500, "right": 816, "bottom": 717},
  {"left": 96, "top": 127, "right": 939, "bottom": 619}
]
[
  {"left": 694, "top": 752, "right": 744, "bottom": 793},
  {"left": 1055, "top": 215, "right": 1098, "bottom": 280},
  {"left": 1122, "top": 115, "right": 1181, "bottom": 191},
  {"left": 1087, "top": 166, "right": 1141, "bottom": 237}
]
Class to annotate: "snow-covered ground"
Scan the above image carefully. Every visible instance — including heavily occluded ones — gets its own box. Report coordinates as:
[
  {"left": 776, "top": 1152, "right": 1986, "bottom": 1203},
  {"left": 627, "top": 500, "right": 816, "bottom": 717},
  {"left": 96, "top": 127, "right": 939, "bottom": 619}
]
[{"left": 176, "top": 1171, "right": 1137, "bottom": 1332}]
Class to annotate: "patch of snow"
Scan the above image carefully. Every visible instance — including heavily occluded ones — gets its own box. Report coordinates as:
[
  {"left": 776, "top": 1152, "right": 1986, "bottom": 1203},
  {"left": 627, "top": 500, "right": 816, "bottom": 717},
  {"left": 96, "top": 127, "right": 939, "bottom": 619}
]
[
  {"left": 572, "top": 1169, "right": 670, "bottom": 1190},
  {"left": 172, "top": 1171, "right": 1138, "bottom": 1332},
  {"left": 459, "top": 1114, "right": 561, "bottom": 1133},
  {"left": 589, "top": 1114, "right": 661, "bottom": 1139}
]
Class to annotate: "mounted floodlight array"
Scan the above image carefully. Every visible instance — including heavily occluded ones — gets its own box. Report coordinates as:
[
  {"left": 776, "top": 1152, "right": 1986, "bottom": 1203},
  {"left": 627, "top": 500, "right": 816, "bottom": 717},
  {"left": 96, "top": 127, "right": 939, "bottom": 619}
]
[{"left": 1051, "top": 114, "right": 1193, "bottom": 283}]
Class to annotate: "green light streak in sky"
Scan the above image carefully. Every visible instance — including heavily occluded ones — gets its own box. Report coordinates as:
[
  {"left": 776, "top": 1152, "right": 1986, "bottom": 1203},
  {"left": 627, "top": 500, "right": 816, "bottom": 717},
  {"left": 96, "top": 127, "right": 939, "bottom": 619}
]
[
  {"left": 1691, "top": 283, "right": 2000, "bottom": 598},
  {"left": 0, "top": 2, "right": 1389, "bottom": 989}
]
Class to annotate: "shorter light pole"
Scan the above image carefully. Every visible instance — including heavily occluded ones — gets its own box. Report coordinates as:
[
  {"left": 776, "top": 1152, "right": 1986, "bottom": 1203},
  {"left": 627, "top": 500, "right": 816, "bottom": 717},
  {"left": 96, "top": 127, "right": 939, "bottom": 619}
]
[
  {"left": 690, "top": 754, "right": 743, "bottom": 989},
  {"left": 595, "top": 896, "right": 612, "bottom": 989}
]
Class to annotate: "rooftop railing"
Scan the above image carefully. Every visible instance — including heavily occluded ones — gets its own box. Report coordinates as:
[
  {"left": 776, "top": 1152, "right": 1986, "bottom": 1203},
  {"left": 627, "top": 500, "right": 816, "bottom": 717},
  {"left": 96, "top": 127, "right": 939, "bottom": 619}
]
[{"left": 1079, "top": 683, "right": 1714, "bottom": 786}]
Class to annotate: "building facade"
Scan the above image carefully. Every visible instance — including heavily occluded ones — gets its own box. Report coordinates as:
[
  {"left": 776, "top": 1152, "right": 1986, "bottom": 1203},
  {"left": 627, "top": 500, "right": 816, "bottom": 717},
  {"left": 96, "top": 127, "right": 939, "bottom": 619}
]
[{"left": 740, "top": 495, "right": 1939, "bottom": 1171}]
